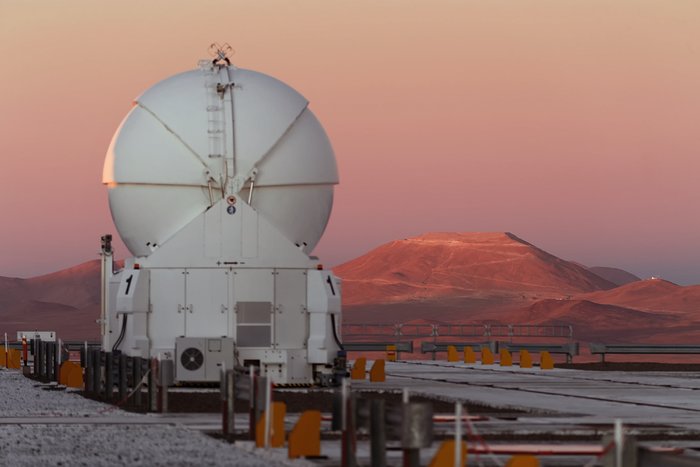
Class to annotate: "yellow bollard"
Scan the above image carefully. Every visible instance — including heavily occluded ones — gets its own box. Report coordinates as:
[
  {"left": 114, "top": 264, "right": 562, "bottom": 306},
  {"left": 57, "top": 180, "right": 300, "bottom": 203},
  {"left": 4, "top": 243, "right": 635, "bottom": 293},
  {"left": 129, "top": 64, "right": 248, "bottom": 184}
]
[
  {"left": 464, "top": 346, "right": 476, "bottom": 364},
  {"left": 256, "top": 401, "right": 287, "bottom": 448},
  {"left": 59, "top": 361, "right": 82, "bottom": 386},
  {"left": 481, "top": 346, "right": 495, "bottom": 365},
  {"left": 386, "top": 345, "right": 397, "bottom": 362},
  {"left": 506, "top": 454, "right": 540, "bottom": 466},
  {"left": 519, "top": 350, "right": 533, "bottom": 369},
  {"left": 59, "top": 362, "right": 69, "bottom": 384},
  {"left": 351, "top": 357, "right": 367, "bottom": 380},
  {"left": 540, "top": 351, "right": 554, "bottom": 370},
  {"left": 288, "top": 410, "right": 321, "bottom": 458},
  {"left": 370, "top": 359, "right": 385, "bottom": 382},
  {"left": 447, "top": 345, "right": 459, "bottom": 362},
  {"left": 429, "top": 439, "right": 467, "bottom": 467},
  {"left": 65, "top": 364, "right": 84, "bottom": 389},
  {"left": 500, "top": 349, "right": 513, "bottom": 367},
  {"left": 8, "top": 349, "right": 21, "bottom": 369}
]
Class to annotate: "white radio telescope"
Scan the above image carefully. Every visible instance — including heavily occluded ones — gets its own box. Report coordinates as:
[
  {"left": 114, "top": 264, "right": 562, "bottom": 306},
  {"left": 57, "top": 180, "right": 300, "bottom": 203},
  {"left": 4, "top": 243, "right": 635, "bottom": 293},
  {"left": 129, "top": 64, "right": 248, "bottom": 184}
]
[{"left": 100, "top": 47, "right": 344, "bottom": 385}]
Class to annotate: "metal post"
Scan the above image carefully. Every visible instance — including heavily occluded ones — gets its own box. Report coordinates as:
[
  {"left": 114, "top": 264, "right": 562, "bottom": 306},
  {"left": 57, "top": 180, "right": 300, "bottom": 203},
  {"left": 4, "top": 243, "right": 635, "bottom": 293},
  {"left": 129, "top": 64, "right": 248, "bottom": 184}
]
[
  {"left": 91, "top": 350, "right": 101, "bottom": 399},
  {"left": 57, "top": 338, "right": 62, "bottom": 368},
  {"left": 249, "top": 367, "right": 258, "bottom": 440},
  {"left": 370, "top": 399, "right": 386, "bottom": 467},
  {"left": 85, "top": 349, "right": 94, "bottom": 394},
  {"left": 615, "top": 419, "right": 623, "bottom": 467},
  {"left": 341, "top": 379, "right": 356, "bottom": 467},
  {"left": 220, "top": 366, "right": 227, "bottom": 433},
  {"left": 401, "top": 402, "right": 433, "bottom": 467},
  {"left": 118, "top": 354, "right": 127, "bottom": 402},
  {"left": 149, "top": 358, "right": 158, "bottom": 412},
  {"left": 43, "top": 342, "right": 49, "bottom": 381},
  {"left": 223, "top": 369, "right": 235, "bottom": 440},
  {"left": 43, "top": 342, "right": 49, "bottom": 380},
  {"left": 104, "top": 352, "right": 113, "bottom": 401},
  {"left": 159, "top": 359, "right": 173, "bottom": 413},
  {"left": 263, "top": 378, "right": 272, "bottom": 448},
  {"left": 48, "top": 343, "right": 56, "bottom": 382},
  {"left": 52, "top": 342, "right": 59, "bottom": 382},
  {"left": 36, "top": 341, "right": 43, "bottom": 379},
  {"left": 32, "top": 339, "right": 38, "bottom": 376},
  {"left": 455, "top": 403, "right": 462, "bottom": 467},
  {"left": 133, "top": 356, "right": 143, "bottom": 409},
  {"left": 332, "top": 388, "right": 343, "bottom": 431}
]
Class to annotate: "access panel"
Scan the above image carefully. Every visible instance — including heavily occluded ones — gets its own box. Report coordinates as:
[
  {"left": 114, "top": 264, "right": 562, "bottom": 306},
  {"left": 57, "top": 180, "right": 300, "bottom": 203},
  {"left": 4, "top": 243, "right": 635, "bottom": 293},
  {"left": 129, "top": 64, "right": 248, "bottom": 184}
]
[{"left": 185, "top": 269, "right": 229, "bottom": 337}]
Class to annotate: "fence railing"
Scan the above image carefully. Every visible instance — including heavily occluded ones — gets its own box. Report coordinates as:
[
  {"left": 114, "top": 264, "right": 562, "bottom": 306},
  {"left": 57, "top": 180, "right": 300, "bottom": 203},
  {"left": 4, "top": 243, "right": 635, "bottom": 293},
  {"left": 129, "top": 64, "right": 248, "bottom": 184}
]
[
  {"left": 341, "top": 323, "right": 575, "bottom": 360},
  {"left": 590, "top": 343, "right": 700, "bottom": 362},
  {"left": 341, "top": 323, "right": 573, "bottom": 342}
]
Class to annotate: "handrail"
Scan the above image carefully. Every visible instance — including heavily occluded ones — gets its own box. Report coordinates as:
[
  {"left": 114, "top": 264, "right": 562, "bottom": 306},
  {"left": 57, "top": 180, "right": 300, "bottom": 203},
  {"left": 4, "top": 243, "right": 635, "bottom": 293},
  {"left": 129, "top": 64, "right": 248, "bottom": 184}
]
[
  {"left": 590, "top": 343, "right": 700, "bottom": 362},
  {"left": 341, "top": 323, "right": 574, "bottom": 342}
]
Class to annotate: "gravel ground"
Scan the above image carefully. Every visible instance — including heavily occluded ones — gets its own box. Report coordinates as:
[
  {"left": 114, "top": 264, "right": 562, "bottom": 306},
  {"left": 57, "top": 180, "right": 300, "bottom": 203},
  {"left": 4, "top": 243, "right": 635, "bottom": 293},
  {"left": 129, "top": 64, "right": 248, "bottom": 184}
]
[
  {"left": 165, "top": 388, "right": 484, "bottom": 414},
  {"left": 0, "top": 369, "right": 312, "bottom": 467},
  {"left": 0, "top": 370, "right": 130, "bottom": 418}
]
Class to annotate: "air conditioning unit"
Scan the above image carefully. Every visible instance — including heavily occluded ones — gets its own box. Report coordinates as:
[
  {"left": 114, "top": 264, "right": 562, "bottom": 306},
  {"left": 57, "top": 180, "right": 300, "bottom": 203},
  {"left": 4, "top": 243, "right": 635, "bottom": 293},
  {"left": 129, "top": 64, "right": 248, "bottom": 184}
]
[{"left": 175, "top": 337, "right": 235, "bottom": 382}]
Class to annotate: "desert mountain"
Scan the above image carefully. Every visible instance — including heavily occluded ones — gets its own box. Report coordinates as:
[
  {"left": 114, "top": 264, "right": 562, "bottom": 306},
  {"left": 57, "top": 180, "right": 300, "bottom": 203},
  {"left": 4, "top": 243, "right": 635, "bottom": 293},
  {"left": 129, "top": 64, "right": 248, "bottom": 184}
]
[
  {"left": 336, "top": 232, "right": 700, "bottom": 345},
  {"left": 0, "top": 260, "right": 104, "bottom": 339},
  {"left": 336, "top": 232, "right": 616, "bottom": 306},
  {"left": 588, "top": 266, "right": 641, "bottom": 286},
  {"left": 503, "top": 299, "right": 677, "bottom": 342},
  {"left": 576, "top": 278, "right": 700, "bottom": 314}
]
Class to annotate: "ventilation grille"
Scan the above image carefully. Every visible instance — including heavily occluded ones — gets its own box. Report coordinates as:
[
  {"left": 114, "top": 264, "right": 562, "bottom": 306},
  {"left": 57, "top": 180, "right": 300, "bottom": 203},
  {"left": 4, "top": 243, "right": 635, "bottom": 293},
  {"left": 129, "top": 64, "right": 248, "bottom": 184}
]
[{"left": 180, "top": 347, "right": 204, "bottom": 371}]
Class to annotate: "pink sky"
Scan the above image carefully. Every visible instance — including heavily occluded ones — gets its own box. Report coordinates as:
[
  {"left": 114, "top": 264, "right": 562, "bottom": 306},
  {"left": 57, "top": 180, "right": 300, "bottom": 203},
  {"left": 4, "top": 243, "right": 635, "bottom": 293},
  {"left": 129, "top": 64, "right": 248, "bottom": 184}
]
[{"left": 1, "top": 1, "right": 700, "bottom": 283}]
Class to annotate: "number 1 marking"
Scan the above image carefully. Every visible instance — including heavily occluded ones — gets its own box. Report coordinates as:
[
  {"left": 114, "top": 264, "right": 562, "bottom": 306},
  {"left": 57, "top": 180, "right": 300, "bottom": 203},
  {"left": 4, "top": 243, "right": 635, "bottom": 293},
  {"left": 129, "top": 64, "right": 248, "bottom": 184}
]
[
  {"left": 326, "top": 276, "right": 336, "bottom": 296},
  {"left": 125, "top": 274, "right": 134, "bottom": 295}
]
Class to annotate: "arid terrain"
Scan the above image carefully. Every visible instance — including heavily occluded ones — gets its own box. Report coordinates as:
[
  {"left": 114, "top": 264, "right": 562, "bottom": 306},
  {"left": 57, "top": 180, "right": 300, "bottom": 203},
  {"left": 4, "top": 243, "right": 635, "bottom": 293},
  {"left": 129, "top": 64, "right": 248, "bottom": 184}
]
[{"left": 336, "top": 232, "right": 700, "bottom": 345}]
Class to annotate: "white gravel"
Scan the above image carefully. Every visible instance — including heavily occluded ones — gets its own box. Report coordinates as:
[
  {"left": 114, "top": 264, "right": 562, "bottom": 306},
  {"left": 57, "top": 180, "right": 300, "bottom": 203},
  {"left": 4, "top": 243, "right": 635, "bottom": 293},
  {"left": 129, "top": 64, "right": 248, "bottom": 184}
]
[
  {"left": 0, "top": 369, "right": 313, "bottom": 466},
  {"left": 0, "top": 370, "right": 136, "bottom": 417}
]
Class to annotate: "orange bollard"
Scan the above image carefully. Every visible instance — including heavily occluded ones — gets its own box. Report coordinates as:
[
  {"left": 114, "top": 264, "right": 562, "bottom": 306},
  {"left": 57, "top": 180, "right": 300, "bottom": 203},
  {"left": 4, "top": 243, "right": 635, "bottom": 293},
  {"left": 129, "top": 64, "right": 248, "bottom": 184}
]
[
  {"left": 481, "top": 346, "right": 495, "bottom": 365},
  {"left": 506, "top": 454, "right": 540, "bottom": 466},
  {"left": 500, "top": 349, "right": 513, "bottom": 367},
  {"left": 65, "top": 365, "right": 84, "bottom": 389},
  {"left": 429, "top": 439, "right": 467, "bottom": 467},
  {"left": 447, "top": 345, "right": 459, "bottom": 362},
  {"left": 540, "top": 351, "right": 554, "bottom": 370},
  {"left": 256, "top": 401, "right": 287, "bottom": 448},
  {"left": 351, "top": 357, "right": 367, "bottom": 380},
  {"left": 370, "top": 359, "right": 385, "bottom": 382},
  {"left": 288, "top": 410, "right": 321, "bottom": 458},
  {"left": 59, "top": 361, "right": 85, "bottom": 388},
  {"left": 464, "top": 346, "right": 476, "bottom": 364},
  {"left": 519, "top": 350, "right": 533, "bottom": 368},
  {"left": 8, "top": 349, "right": 21, "bottom": 369},
  {"left": 386, "top": 345, "right": 397, "bottom": 362}
]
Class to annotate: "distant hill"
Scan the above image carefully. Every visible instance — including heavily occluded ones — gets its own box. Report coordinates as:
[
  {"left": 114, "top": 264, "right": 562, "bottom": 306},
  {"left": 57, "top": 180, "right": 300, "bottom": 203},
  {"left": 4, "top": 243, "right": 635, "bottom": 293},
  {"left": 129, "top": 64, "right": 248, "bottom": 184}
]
[
  {"left": 577, "top": 278, "right": 700, "bottom": 314},
  {"left": 336, "top": 232, "right": 616, "bottom": 306},
  {"left": 336, "top": 232, "right": 700, "bottom": 345},
  {"left": 588, "top": 266, "right": 641, "bottom": 286},
  {"left": 503, "top": 299, "right": 676, "bottom": 342},
  {"left": 0, "top": 260, "right": 104, "bottom": 340}
]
